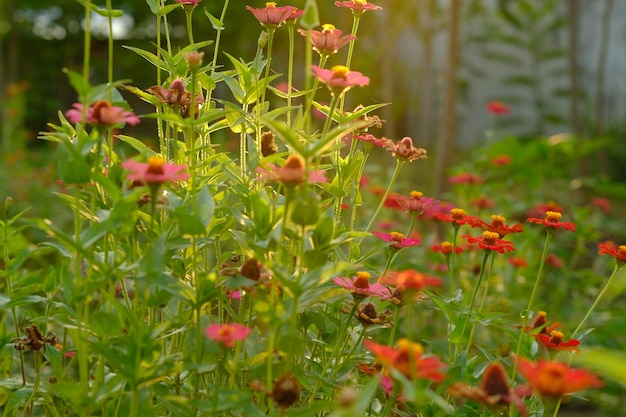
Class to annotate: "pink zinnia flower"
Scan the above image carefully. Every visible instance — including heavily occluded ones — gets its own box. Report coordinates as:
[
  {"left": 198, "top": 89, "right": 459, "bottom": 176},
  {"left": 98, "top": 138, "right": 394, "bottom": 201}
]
[
  {"left": 333, "top": 271, "right": 390, "bottom": 299},
  {"left": 246, "top": 3, "right": 298, "bottom": 28},
  {"left": 66, "top": 100, "right": 140, "bottom": 127},
  {"left": 394, "top": 191, "right": 438, "bottom": 214},
  {"left": 298, "top": 24, "right": 356, "bottom": 56},
  {"left": 373, "top": 231, "right": 421, "bottom": 250},
  {"left": 486, "top": 101, "right": 510, "bottom": 115},
  {"left": 311, "top": 65, "right": 369, "bottom": 95},
  {"left": 256, "top": 154, "right": 327, "bottom": 186},
  {"left": 175, "top": 0, "right": 201, "bottom": 5},
  {"left": 449, "top": 172, "right": 483, "bottom": 185},
  {"left": 335, "top": 0, "right": 382, "bottom": 12},
  {"left": 205, "top": 323, "right": 251, "bottom": 348},
  {"left": 121, "top": 157, "right": 188, "bottom": 186}
]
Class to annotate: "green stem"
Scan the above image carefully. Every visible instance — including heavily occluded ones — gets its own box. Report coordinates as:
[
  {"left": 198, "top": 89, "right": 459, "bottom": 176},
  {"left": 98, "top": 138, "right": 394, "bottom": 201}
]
[
  {"left": 447, "top": 226, "right": 460, "bottom": 362},
  {"left": 185, "top": 8, "right": 194, "bottom": 45},
  {"left": 466, "top": 251, "right": 495, "bottom": 352},
  {"left": 286, "top": 22, "right": 296, "bottom": 126},
  {"left": 511, "top": 230, "right": 554, "bottom": 379},
  {"left": 572, "top": 263, "right": 623, "bottom": 338},
  {"left": 359, "top": 159, "right": 405, "bottom": 243},
  {"left": 457, "top": 250, "right": 490, "bottom": 357}
]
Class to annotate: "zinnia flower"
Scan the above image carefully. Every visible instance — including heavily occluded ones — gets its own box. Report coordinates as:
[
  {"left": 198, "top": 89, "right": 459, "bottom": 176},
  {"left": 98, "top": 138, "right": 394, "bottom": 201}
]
[
  {"left": 121, "top": 157, "right": 188, "bottom": 186},
  {"left": 311, "top": 65, "right": 369, "bottom": 96},
  {"left": 205, "top": 323, "right": 251, "bottom": 348},
  {"left": 449, "top": 172, "right": 483, "bottom": 185},
  {"left": 431, "top": 241, "right": 464, "bottom": 255},
  {"left": 507, "top": 256, "right": 528, "bottom": 268},
  {"left": 175, "top": 0, "right": 201, "bottom": 5},
  {"left": 66, "top": 100, "right": 140, "bottom": 127},
  {"left": 372, "top": 231, "right": 421, "bottom": 250},
  {"left": 463, "top": 231, "right": 515, "bottom": 253},
  {"left": 246, "top": 2, "right": 298, "bottom": 28},
  {"left": 394, "top": 269, "right": 442, "bottom": 291},
  {"left": 482, "top": 214, "right": 523, "bottom": 238},
  {"left": 448, "top": 362, "right": 527, "bottom": 416},
  {"left": 434, "top": 208, "right": 483, "bottom": 228},
  {"left": 364, "top": 338, "right": 446, "bottom": 382},
  {"left": 394, "top": 191, "right": 438, "bottom": 214},
  {"left": 486, "top": 101, "right": 510, "bottom": 115},
  {"left": 298, "top": 24, "right": 356, "bottom": 57},
  {"left": 517, "top": 358, "right": 602, "bottom": 398},
  {"left": 384, "top": 137, "right": 427, "bottom": 162},
  {"left": 256, "top": 154, "right": 327, "bottom": 186},
  {"left": 335, "top": 0, "right": 382, "bottom": 12},
  {"left": 527, "top": 211, "right": 577, "bottom": 232},
  {"left": 591, "top": 197, "right": 611, "bottom": 213},
  {"left": 491, "top": 154, "right": 512, "bottom": 166},
  {"left": 333, "top": 272, "right": 390, "bottom": 300},
  {"left": 535, "top": 331, "right": 580, "bottom": 352},
  {"left": 598, "top": 241, "right": 626, "bottom": 264}
]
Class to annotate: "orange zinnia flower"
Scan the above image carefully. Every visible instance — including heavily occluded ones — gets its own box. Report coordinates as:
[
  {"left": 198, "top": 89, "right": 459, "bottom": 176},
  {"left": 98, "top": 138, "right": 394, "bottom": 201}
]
[
  {"left": 527, "top": 211, "right": 576, "bottom": 232},
  {"left": 517, "top": 358, "right": 602, "bottom": 398},
  {"left": 364, "top": 338, "right": 446, "bottom": 382}
]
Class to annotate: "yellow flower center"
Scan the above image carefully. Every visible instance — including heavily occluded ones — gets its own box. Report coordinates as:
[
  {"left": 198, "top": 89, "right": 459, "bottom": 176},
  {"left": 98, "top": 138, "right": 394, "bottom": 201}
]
[
  {"left": 331, "top": 65, "right": 350, "bottom": 78},
  {"left": 491, "top": 214, "right": 506, "bottom": 226},
  {"left": 545, "top": 211, "right": 562, "bottom": 222},
  {"left": 549, "top": 331, "right": 564, "bottom": 344},
  {"left": 441, "top": 241, "right": 453, "bottom": 251},
  {"left": 147, "top": 157, "right": 166, "bottom": 175},
  {"left": 322, "top": 24, "right": 336, "bottom": 32},
  {"left": 482, "top": 231, "right": 500, "bottom": 245},
  {"left": 390, "top": 231, "right": 405, "bottom": 241},
  {"left": 353, "top": 0, "right": 368, "bottom": 4},
  {"left": 397, "top": 338, "right": 424, "bottom": 355},
  {"left": 450, "top": 208, "right": 466, "bottom": 220},
  {"left": 618, "top": 245, "right": 626, "bottom": 255},
  {"left": 283, "top": 155, "right": 304, "bottom": 170},
  {"left": 266, "top": 2, "right": 277, "bottom": 7},
  {"left": 218, "top": 325, "right": 234, "bottom": 337},
  {"left": 354, "top": 271, "right": 371, "bottom": 288},
  {"left": 410, "top": 190, "right": 423, "bottom": 199}
]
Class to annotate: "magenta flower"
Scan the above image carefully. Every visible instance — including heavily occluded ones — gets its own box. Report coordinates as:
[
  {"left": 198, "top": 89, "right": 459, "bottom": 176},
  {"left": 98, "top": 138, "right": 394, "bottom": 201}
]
[
  {"left": 486, "top": 101, "right": 510, "bottom": 115},
  {"left": 373, "top": 231, "right": 421, "bottom": 250},
  {"left": 298, "top": 24, "right": 356, "bottom": 57},
  {"left": 311, "top": 65, "right": 369, "bottom": 96},
  {"left": 246, "top": 2, "right": 298, "bottom": 28},
  {"left": 333, "top": 271, "right": 390, "bottom": 299},
  {"left": 205, "top": 323, "right": 251, "bottom": 348},
  {"left": 121, "top": 157, "right": 188, "bottom": 186},
  {"left": 335, "top": 0, "right": 382, "bottom": 12},
  {"left": 66, "top": 100, "right": 140, "bottom": 127},
  {"left": 175, "top": 0, "right": 201, "bottom": 5}
]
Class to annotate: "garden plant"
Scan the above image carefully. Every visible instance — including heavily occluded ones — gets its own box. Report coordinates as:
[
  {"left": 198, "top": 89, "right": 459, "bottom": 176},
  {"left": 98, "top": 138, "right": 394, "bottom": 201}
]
[{"left": 1, "top": 1, "right": 626, "bottom": 416}]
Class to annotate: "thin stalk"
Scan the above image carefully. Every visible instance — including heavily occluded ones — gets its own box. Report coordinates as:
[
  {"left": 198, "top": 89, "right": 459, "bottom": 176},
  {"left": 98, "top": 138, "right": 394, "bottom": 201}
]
[
  {"left": 286, "top": 22, "right": 296, "bottom": 126},
  {"left": 466, "top": 251, "right": 495, "bottom": 352},
  {"left": 457, "top": 250, "right": 490, "bottom": 357},
  {"left": 185, "top": 8, "right": 194, "bottom": 45},
  {"left": 447, "top": 226, "right": 461, "bottom": 362}
]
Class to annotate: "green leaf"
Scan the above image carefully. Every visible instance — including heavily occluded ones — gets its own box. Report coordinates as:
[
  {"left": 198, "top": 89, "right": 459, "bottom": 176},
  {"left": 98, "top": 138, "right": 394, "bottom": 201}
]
[
  {"left": 156, "top": 3, "right": 181, "bottom": 16},
  {"left": 123, "top": 46, "right": 163, "bottom": 69},
  {"left": 63, "top": 68, "right": 91, "bottom": 97},
  {"left": 117, "top": 134, "right": 157, "bottom": 156},
  {"left": 300, "top": 0, "right": 320, "bottom": 30},
  {"left": 204, "top": 9, "right": 225, "bottom": 30},
  {"left": 574, "top": 347, "right": 626, "bottom": 387}
]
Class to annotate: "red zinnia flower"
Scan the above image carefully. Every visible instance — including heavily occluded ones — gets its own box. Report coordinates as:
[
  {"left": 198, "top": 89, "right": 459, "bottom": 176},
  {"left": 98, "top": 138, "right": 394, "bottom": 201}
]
[
  {"left": 434, "top": 208, "right": 484, "bottom": 228},
  {"left": 205, "top": 323, "right": 251, "bottom": 348},
  {"left": 517, "top": 358, "right": 602, "bottom": 398},
  {"left": 463, "top": 231, "right": 515, "bottom": 253},
  {"left": 394, "top": 269, "right": 442, "bottom": 291},
  {"left": 491, "top": 154, "right": 513, "bottom": 166},
  {"left": 527, "top": 211, "right": 577, "bottom": 232},
  {"left": 507, "top": 257, "right": 528, "bottom": 268},
  {"left": 591, "top": 197, "right": 611, "bottom": 213},
  {"left": 246, "top": 2, "right": 298, "bottom": 28},
  {"left": 335, "top": 0, "right": 382, "bottom": 12},
  {"left": 535, "top": 331, "right": 580, "bottom": 352},
  {"left": 526, "top": 201, "right": 563, "bottom": 219},
  {"left": 364, "top": 338, "right": 446, "bottom": 382},
  {"left": 311, "top": 65, "right": 369, "bottom": 96},
  {"left": 598, "top": 241, "right": 626, "bottom": 264},
  {"left": 545, "top": 253, "right": 564, "bottom": 268},
  {"left": 431, "top": 241, "right": 464, "bottom": 255},
  {"left": 298, "top": 24, "right": 356, "bottom": 57},
  {"left": 482, "top": 214, "right": 523, "bottom": 238},
  {"left": 372, "top": 231, "right": 421, "bottom": 250},
  {"left": 486, "top": 101, "right": 510, "bottom": 115},
  {"left": 448, "top": 362, "right": 528, "bottom": 416},
  {"left": 121, "top": 157, "right": 188, "bottom": 186},
  {"left": 333, "top": 271, "right": 390, "bottom": 300},
  {"left": 66, "top": 100, "right": 140, "bottom": 127},
  {"left": 449, "top": 172, "right": 483, "bottom": 185}
]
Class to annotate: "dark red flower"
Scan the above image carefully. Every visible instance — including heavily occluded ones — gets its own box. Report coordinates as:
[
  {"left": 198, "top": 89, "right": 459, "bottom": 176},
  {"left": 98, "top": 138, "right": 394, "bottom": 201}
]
[
  {"left": 527, "top": 211, "right": 576, "bottom": 232},
  {"left": 463, "top": 231, "right": 515, "bottom": 253},
  {"left": 535, "top": 331, "right": 580, "bottom": 352},
  {"left": 545, "top": 253, "right": 564, "bottom": 268}
]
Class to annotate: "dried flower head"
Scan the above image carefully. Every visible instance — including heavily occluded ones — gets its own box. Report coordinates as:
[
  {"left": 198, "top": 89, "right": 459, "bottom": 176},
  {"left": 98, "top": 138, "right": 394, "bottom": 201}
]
[
  {"left": 384, "top": 137, "right": 427, "bottom": 162},
  {"left": 272, "top": 373, "right": 301, "bottom": 409}
]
